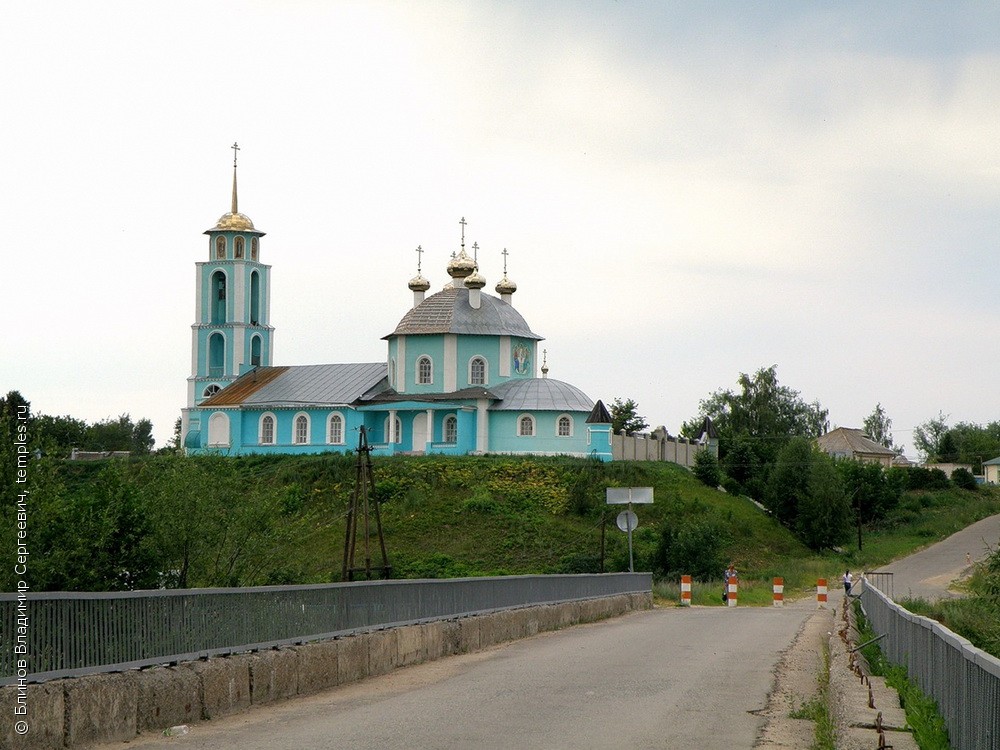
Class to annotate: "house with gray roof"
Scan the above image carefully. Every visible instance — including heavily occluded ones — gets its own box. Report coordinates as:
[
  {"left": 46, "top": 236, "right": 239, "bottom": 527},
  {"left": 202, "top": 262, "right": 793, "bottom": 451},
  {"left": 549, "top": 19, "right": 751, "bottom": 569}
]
[
  {"left": 182, "top": 159, "right": 611, "bottom": 458},
  {"left": 815, "top": 427, "right": 896, "bottom": 467}
]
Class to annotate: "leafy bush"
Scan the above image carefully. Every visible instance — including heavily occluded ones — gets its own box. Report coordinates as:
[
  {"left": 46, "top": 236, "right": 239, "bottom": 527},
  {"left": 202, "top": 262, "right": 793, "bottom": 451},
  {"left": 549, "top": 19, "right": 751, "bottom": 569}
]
[
  {"left": 692, "top": 449, "right": 723, "bottom": 488},
  {"left": 951, "top": 467, "right": 978, "bottom": 491},
  {"left": 653, "top": 518, "right": 728, "bottom": 581}
]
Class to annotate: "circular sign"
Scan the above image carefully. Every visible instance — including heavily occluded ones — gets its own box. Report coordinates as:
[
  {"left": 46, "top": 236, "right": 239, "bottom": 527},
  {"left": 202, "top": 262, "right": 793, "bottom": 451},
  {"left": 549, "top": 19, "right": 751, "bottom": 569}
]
[{"left": 616, "top": 510, "right": 638, "bottom": 533}]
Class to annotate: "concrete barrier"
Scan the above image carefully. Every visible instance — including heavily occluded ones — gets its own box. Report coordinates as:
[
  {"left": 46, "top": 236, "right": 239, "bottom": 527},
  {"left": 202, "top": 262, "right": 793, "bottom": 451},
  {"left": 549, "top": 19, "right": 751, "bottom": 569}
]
[
  {"left": 3, "top": 594, "right": 650, "bottom": 749},
  {"left": 293, "top": 639, "right": 339, "bottom": 695},
  {"left": 135, "top": 665, "right": 200, "bottom": 733},
  {"left": 65, "top": 672, "right": 138, "bottom": 747},
  {"left": 249, "top": 648, "right": 299, "bottom": 705},
  {"left": 189, "top": 655, "right": 251, "bottom": 719}
]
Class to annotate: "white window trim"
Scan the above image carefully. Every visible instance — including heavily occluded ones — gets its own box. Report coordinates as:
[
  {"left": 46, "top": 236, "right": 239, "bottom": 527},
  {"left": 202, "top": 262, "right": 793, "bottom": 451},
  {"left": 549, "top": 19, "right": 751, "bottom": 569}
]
[
  {"left": 557, "top": 414, "right": 574, "bottom": 438},
  {"left": 293, "top": 412, "right": 311, "bottom": 444},
  {"left": 389, "top": 358, "right": 396, "bottom": 388},
  {"left": 416, "top": 355, "right": 433, "bottom": 385},
  {"left": 384, "top": 415, "right": 403, "bottom": 444},
  {"left": 468, "top": 356, "right": 488, "bottom": 386},
  {"left": 327, "top": 411, "right": 345, "bottom": 445},
  {"left": 259, "top": 412, "right": 277, "bottom": 445},
  {"left": 517, "top": 413, "right": 536, "bottom": 437},
  {"left": 444, "top": 415, "right": 458, "bottom": 443},
  {"left": 207, "top": 412, "right": 230, "bottom": 447}
]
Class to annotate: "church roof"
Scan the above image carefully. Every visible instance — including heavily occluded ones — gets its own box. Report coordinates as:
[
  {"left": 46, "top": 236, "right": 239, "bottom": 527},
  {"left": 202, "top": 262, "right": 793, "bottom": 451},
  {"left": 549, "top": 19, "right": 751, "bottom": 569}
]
[
  {"left": 200, "top": 363, "right": 387, "bottom": 408},
  {"left": 385, "top": 287, "right": 542, "bottom": 340},
  {"left": 586, "top": 399, "right": 613, "bottom": 424},
  {"left": 488, "top": 378, "right": 594, "bottom": 412}
]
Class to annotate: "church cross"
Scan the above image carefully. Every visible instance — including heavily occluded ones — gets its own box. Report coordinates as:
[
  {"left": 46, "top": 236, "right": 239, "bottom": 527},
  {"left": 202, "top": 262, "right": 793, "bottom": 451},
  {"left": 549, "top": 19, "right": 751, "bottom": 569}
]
[
  {"left": 231, "top": 142, "right": 240, "bottom": 167},
  {"left": 501, "top": 247, "right": 509, "bottom": 274},
  {"left": 415, "top": 244, "right": 423, "bottom": 274},
  {"left": 472, "top": 241, "right": 479, "bottom": 262},
  {"left": 459, "top": 216, "right": 467, "bottom": 252}
]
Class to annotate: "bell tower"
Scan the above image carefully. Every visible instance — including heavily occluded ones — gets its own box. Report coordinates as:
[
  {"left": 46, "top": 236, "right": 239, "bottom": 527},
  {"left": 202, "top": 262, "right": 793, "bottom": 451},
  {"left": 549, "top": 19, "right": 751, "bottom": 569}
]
[{"left": 186, "top": 143, "right": 274, "bottom": 409}]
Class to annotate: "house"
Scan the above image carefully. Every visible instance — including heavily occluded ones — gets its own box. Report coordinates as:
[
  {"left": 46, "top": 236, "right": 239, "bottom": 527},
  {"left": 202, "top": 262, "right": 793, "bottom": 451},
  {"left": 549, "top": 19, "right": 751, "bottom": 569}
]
[{"left": 815, "top": 427, "right": 896, "bottom": 467}]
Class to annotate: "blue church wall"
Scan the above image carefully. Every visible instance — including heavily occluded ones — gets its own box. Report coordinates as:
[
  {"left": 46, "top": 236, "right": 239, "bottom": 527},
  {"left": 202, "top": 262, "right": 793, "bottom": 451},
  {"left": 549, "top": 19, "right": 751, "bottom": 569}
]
[
  {"left": 455, "top": 335, "right": 500, "bottom": 387},
  {"left": 402, "top": 337, "right": 446, "bottom": 394},
  {"left": 486, "top": 411, "right": 601, "bottom": 458}
]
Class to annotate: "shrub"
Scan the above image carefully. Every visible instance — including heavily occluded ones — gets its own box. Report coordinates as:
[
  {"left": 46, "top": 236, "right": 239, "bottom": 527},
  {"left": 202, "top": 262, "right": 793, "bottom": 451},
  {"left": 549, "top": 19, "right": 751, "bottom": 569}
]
[
  {"left": 692, "top": 449, "right": 723, "bottom": 488},
  {"left": 653, "top": 518, "right": 728, "bottom": 581},
  {"left": 951, "top": 467, "right": 978, "bottom": 491}
]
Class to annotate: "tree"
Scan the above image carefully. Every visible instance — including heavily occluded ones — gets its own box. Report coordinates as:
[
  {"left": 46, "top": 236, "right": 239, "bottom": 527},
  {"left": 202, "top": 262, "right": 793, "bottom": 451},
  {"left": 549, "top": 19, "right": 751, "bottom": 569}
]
[
  {"left": 765, "top": 437, "right": 814, "bottom": 526},
  {"left": 913, "top": 412, "right": 949, "bottom": 462},
  {"left": 85, "top": 414, "right": 155, "bottom": 454},
  {"left": 610, "top": 398, "right": 648, "bottom": 436},
  {"left": 682, "top": 365, "right": 828, "bottom": 499},
  {"left": 692, "top": 449, "right": 723, "bottom": 488},
  {"left": 797, "top": 452, "right": 851, "bottom": 551},
  {"left": 863, "top": 403, "right": 900, "bottom": 453}
]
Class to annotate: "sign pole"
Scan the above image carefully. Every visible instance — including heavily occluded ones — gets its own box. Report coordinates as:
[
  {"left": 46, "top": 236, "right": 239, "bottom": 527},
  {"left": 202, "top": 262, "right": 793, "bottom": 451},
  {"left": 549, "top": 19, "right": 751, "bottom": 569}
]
[{"left": 627, "top": 500, "right": 634, "bottom": 573}]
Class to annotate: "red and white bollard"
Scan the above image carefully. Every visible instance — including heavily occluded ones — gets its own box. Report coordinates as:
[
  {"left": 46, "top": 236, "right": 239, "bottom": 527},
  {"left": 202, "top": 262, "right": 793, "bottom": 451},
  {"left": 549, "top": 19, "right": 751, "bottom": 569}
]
[
  {"left": 727, "top": 575, "right": 738, "bottom": 607},
  {"left": 680, "top": 575, "right": 692, "bottom": 606},
  {"left": 773, "top": 577, "right": 784, "bottom": 607},
  {"left": 817, "top": 578, "right": 828, "bottom": 608}
]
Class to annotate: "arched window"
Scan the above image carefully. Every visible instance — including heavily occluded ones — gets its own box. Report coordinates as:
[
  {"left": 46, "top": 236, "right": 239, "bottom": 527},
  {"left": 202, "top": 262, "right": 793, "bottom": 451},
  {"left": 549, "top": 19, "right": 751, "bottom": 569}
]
[
  {"left": 250, "top": 335, "right": 262, "bottom": 366},
  {"left": 215, "top": 236, "right": 226, "bottom": 259},
  {"left": 518, "top": 414, "right": 535, "bottom": 437},
  {"left": 557, "top": 415, "right": 573, "bottom": 437},
  {"left": 251, "top": 237, "right": 259, "bottom": 261},
  {"left": 250, "top": 270, "right": 261, "bottom": 325},
  {"left": 417, "top": 356, "right": 432, "bottom": 384},
  {"left": 202, "top": 384, "right": 221, "bottom": 399},
  {"left": 444, "top": 415, "right": 458, "bottom": 443},
  {"left": 259, "top": 414, "right": 275, "bottom": 445},
  {"left": 328, "top": 413, "right": 344, "bottom": 444},
  {"left": 294, "top": 414, "right": 310, "bottom": 444},
  {"left": 211, "top": 270, "right": 227, "bottom": 324},
  {"left": 470, "top": 357, "right": 486, "bottom": 385},
  {"left": 208, "top": 412, "right": 230, "bottom": 447},
  {"left": 384, "top": 415, "right": 402, "bottom": 444},
  {"left": 208, "top": 332, "right": 225, "bottom": 377},
  {"left": 234, "top": 236, "right": 245, "bottom": 259}
]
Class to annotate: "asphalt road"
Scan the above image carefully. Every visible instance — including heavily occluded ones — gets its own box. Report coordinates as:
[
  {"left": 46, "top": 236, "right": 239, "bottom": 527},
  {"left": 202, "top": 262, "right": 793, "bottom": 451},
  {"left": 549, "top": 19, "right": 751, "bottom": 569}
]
[
  {"left": 111, "top": 603, "right": 816, "bottom": 750},
  {"left": 874, "top": 512, "right": 1000, "bottom": 601}
]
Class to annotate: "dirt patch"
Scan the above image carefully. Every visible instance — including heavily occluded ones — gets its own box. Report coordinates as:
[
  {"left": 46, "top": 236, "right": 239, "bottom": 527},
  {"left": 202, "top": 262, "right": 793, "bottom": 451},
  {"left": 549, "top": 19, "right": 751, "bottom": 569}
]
[{"left": 754, "top": 602, "right": 833, "bottom": 748}]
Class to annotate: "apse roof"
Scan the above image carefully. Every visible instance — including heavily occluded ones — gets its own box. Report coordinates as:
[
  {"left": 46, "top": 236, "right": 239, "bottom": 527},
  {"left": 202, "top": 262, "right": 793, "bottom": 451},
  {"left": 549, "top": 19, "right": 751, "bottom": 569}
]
[
  {"left": 386, "top": 287, "right": 542, "bottom": 340},
  {"left": 488, "top": 378, "right": 594, "bottom": 412},
  {"left": 200, "top": 363, "right": 387, "bottom": 408}
]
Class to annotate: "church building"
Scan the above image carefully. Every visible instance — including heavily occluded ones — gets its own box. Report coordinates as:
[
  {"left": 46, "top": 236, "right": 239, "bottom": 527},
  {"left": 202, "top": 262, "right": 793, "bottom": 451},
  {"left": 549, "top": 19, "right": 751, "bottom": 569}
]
[{"left": 181, "top": 149, "right": 613, "bottom": 459}]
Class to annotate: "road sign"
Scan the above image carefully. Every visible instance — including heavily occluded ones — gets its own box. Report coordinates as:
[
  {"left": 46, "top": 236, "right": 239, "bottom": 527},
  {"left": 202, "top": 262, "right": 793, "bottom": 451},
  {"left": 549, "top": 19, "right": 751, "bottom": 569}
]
[
  {"left": 606, "top": 487, "right": 654, "bottom": 505},
  {"left": 616, "top": 510, "right": 638, "bottom": 533}
]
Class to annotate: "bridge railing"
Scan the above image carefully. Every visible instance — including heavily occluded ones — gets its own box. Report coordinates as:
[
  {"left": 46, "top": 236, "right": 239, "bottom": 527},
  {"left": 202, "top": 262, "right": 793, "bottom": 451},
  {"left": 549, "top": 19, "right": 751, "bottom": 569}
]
[
  {"left": 860, "top": 578, "right": 1000, "bottom": 750},
  {"left": 0, "top": 573, "right": 650, "bottom": 686}
]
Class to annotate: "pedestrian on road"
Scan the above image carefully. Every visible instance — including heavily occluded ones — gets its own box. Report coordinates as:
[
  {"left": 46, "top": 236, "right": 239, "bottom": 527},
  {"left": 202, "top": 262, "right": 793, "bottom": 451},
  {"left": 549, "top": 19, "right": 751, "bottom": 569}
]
[
  {"left": 723, "top": 562, "right": 737, "bottom": 603},
  {"left": 843, "top": 569, "right": 853, "bottom": 596}
]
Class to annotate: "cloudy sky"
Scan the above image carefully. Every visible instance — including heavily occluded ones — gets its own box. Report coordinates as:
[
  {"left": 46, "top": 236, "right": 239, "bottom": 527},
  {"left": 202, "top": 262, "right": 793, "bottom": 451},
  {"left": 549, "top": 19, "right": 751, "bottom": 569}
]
[{"left": 3, "top": 1, "right": 999, "bottom": 455}]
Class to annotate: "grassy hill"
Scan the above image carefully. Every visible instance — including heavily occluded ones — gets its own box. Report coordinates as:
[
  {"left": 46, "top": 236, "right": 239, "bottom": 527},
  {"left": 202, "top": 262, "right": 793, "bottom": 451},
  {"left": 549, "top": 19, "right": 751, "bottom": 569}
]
[{"left": 13, "top": 453, "right": 1000, "bottom": 603}]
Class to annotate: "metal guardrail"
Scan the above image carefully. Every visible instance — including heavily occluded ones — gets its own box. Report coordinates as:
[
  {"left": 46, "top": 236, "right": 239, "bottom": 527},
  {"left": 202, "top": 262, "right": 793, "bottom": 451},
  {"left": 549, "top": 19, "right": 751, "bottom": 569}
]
[
  {"left": 0, "top": 573, "right": 650, "bottom": 686},
  {"left": 860, "top": 579, "right": 1000, "bottom": 750}
]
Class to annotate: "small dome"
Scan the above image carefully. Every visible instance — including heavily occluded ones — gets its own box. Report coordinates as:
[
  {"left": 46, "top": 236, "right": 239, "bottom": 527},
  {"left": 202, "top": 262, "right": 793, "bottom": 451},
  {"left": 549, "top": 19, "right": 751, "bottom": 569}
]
[
  {"left": 215, "top": 212, "right": 255, "bottom": 231},
  {"left": 495, "top": 274, "right": 517, "bottom": 295},
  {"left": 447, "top": 250, "right": 477, "bottom": 280},
  {"left": 408, "top": 274, "right": 431, "bottom": 292},
  {"left": 465, "top": 271, "right": 486, "bottom": 289}
]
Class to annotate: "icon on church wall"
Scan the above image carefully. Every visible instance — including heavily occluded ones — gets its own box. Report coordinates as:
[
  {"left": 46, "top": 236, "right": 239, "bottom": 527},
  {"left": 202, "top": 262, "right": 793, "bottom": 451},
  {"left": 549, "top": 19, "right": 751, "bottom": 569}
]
[{"left": 512, "top": 342, "right": 531, "bottom": 375}]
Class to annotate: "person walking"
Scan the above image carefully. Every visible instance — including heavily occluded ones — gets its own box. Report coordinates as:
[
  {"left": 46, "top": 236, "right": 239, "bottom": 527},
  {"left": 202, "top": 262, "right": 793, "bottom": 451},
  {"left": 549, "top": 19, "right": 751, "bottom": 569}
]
[{"left": 843, "top": 569, "right": 853, "bottom": 596}]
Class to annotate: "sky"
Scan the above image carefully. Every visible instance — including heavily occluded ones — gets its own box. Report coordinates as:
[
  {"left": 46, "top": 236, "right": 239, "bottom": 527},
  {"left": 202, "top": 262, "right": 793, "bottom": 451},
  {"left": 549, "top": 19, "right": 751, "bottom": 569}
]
[{"left": 3, "top": 1, "right": 1000, "bottom": 457}]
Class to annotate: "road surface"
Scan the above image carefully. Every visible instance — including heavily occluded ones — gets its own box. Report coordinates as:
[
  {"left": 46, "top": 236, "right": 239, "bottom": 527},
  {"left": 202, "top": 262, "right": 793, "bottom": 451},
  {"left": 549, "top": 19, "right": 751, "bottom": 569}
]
[
  {"left": 874, "top": 512, "right": 1000, "bottom": 600},
  {"left": 108, "top": 602, "right": 816, "bottom": 750}
]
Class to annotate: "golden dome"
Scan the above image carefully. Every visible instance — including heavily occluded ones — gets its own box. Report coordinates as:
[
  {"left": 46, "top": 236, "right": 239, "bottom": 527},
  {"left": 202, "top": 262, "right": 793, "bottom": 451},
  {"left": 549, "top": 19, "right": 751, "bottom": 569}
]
[
  {"left": 215, "top": 211, "right": 255, "bottom": 231},
  {"left": 495, "top": 274, "right": 517, "bottom": 295},
  {"left": 447, "top": 250, "right": 477, "bottom": 279},
  {"left": 408, "top": 274, "right": 431, "bottom": 292},
  {"left": 465, "top": 271, "right": 486, "bottom": 289}
]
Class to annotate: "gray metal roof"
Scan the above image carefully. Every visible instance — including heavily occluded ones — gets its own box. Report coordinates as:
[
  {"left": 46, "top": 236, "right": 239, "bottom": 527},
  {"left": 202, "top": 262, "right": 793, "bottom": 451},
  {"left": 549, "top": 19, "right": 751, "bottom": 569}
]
[
  {"left": 386, "top": 287, "right": 542, "bottom": 340},
  {"left": 488, "top": 378, "right": 594, "bottom": 412},
  {"left": 205, "top": 363, "right": 388, "bottom": 407}
]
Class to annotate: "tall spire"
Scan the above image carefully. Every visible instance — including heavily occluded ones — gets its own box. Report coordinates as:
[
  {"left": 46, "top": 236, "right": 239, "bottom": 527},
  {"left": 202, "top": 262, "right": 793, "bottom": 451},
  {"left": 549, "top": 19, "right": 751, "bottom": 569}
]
[{"left": 231, "top": 142, "right": 240, "bottom": 214}]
